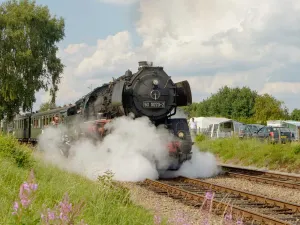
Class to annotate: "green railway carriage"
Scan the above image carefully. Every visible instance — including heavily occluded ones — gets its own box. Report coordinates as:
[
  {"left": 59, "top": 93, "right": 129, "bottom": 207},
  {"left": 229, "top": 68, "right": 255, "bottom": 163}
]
[
  {"left": 28, "top": 105, "right": 74, "bottom": 143},
  {"left": 0, "top": 105, "right": 75, "bottom": 143},
  {"left": 13, "top": 113, "right": 31, "bottom": 141}
]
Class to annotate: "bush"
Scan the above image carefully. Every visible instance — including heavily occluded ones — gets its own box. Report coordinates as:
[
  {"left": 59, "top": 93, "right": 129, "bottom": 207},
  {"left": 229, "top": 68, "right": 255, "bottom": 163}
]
[
  {"left": 195, "top": 133, "right": 206, "bottom": 142},
  {"left": 0, "top": 134, "right": 33, "bottom": 168}
]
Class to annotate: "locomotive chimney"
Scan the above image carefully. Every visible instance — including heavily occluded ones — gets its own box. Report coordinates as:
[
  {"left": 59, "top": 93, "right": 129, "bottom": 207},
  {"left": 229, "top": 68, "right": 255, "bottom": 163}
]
[{"left": 138, "top": 61, "right": 153, "bottom": 70}]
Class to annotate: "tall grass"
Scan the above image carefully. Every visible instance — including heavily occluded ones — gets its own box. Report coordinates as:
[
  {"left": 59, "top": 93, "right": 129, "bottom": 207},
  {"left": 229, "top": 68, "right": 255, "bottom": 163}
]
[
  {"left": 0, "top": 134, "right": 155, "bottom": 224},
  {"left": 196, "top": 135, "right": 300, "bottom": 172},
  {"left": 0, "top": 133, "right": 248, "bottom": 225}
]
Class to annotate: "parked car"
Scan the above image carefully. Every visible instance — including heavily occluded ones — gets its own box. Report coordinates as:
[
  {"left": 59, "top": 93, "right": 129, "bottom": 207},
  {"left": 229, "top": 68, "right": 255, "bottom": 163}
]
[
  {"left": 253, "top": 126, "right": 293, "bottom": 144},
  {"left": 239, "top": 124, "right": 264, "bottom": 138}
]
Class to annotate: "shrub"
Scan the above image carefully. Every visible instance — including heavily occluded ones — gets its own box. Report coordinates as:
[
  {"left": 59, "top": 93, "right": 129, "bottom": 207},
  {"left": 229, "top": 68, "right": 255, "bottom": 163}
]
[
  {"left": 0, "top": 134, "right": 33, "bottom": 168},
  {"left": 195, "top": 133, "right": 206, "bottom": 142}
]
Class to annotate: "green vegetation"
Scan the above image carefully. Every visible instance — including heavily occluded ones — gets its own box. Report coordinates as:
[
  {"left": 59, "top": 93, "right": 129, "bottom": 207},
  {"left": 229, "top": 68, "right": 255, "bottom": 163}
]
[
  {"left": 39, "top": 101, "right": 57, "bottom": 112},
  {"left": 0, "top": 0, "right": 65, "bottom": 120},
  {"left": 0, "top": 134, "right": 156, "bottom": 224},
  {"left": 182, "top": 86, "right": 297, "bottom": 124},
  {"left": 196, "top": 135, "right": 300, "bottom": 172}
]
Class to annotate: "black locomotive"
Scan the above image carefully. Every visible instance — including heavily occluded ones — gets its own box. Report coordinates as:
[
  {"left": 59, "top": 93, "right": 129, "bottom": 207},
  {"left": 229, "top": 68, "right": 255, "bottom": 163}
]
[
  {"left": 1, "top": 61, "right": 193, "bottom": 171},
  {"left": 66, "top": 61, "right": 193, "bottom": 170}
]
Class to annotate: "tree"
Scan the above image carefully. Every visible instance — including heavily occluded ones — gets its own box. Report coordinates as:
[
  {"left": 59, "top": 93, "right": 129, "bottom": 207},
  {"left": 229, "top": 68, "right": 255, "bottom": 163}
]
[
  {"left": 0, "top": 0, "right": 65, "bottom": 120},
  {"left": 188, "top": 86, "right": 258, "bottom": 119},
  {"left": 291, "top": 109, "right": 300, "bottom": 121},
  {"left": 39, "top": 101, "right": 57, "bottom": 112},
  {"left": 253, "top": 94, "right": 289, "bottom": 124}
]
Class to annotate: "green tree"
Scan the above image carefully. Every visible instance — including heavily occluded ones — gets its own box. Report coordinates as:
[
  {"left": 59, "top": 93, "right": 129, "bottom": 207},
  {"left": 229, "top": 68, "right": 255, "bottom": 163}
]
[
  {"left": 190, "top": 86, "right": 258, "bottom": 119},
  {"left": 39, "top": 101, "right": 57, "bottom": 112},
  {"left": 253, "top": 93, "right": 289, "bottom": 124},
  {"left": 0, "top": 0, "right": 65, "bottom": 120},
  {"left": 291, "top": 108, "right": 300, "bottom": 121}
]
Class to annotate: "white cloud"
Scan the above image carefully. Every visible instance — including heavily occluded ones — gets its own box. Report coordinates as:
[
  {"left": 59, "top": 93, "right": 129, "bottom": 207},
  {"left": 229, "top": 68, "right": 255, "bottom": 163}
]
[
  {"left": 34, "top": 0, "right": 300, "bottom": 111},
  {"left": 260, "top": 82, "right": 300, "bottom": 95}
]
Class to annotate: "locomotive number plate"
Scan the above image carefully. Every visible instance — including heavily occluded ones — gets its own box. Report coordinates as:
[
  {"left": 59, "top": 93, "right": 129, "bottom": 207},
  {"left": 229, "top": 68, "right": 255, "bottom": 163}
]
[{"left": 143, "top": 101, "right": 165, "bottom": 108}]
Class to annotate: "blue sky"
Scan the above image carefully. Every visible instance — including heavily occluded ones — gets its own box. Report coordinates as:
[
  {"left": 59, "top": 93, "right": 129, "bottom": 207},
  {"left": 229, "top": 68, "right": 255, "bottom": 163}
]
[
  {"left": 3, "top": 0, "right": 300, "bottom": 113},
  {"left": 33, "top": 0, "right": 140, "bottom": 46}
]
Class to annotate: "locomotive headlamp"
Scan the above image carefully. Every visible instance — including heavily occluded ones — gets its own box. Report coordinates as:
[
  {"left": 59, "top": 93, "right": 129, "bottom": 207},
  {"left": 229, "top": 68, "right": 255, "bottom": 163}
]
[
  {"left": 178, "top": 131, "right": 185, "bottom": 138},
  {"left": 153, "top": 79, "right": 159, "bottom": 85}
]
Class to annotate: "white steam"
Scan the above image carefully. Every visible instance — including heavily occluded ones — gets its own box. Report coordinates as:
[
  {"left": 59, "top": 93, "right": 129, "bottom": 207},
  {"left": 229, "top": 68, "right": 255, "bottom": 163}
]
[{"left": 37, "top": 114, "right": 219, "bottom": 182}]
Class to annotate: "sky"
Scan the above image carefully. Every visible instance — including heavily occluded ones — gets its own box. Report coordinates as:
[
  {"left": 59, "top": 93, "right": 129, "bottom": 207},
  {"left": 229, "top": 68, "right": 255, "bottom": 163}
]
[{"left": 7, "top": 0, "right": 300, "bottom": 112}]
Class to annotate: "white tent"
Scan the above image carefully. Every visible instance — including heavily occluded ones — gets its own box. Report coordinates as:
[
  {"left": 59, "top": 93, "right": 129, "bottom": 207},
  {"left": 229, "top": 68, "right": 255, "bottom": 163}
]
[
  {"left": 189, "top": 117, "right": 230, "bottom": 132},
  {"left": 189, "top": 117, "right": 244, "bottom": 138}
]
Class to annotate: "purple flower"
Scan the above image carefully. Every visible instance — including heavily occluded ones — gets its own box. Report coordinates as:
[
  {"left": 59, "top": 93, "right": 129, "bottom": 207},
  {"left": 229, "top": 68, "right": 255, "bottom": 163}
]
[
  {"left": 12, "top": 201, "right": 19, "bottom": 215},
  {"left": 236, "top": 219, "right": 244, "bottom": 224},
  {"left": 30, "top": 183, "right": 38, "bottom": 191},
  {"left": 20, "top": 198, "right": 31, "bottom": 208},
  {"left": 47, "top": 209, "right": 56, "bottom": 220},
  {"left": 22, "top": 182, "right": 31, "bottom": 192},
  {"left": 205, "top": 191, "right": 214, "bottom": 200},
  {"left": 13, "top": 201, "right": 19, "bottom": 211},
  {"left": 59, "top": 212, "right": 69, "bottom": 221},
  {"left": 224, "top": 213, "right": 233, "bottom": 221},
  {"left": 154, "top": 214, "right": 161, "bottom": 224}
]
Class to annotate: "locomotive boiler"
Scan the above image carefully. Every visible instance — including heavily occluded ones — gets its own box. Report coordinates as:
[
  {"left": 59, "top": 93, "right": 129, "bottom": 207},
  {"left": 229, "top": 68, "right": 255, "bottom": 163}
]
[{"left": 70, "top": 61, "right": 193, "bottom": 170}]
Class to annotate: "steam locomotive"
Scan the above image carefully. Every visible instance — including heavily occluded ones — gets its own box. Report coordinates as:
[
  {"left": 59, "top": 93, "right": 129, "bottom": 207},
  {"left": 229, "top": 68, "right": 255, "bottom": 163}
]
[{"left": 0, "top": 61, "right": 193, "bottom": 171}]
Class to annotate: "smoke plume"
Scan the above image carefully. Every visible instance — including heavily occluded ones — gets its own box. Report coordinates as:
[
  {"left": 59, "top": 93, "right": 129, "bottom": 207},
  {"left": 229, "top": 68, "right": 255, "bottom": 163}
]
[{"left": 37, "top": 115, "right": 219, "bottom": 182}]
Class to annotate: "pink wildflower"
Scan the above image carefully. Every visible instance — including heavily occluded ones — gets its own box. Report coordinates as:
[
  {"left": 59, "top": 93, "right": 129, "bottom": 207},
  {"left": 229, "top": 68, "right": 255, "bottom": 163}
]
[
  {"left": 154, "top": 214, "right": 161, "bottom": 224},
  {"left": 12, "top": 169, "right": 38, "bottom": 216},
  {"left": 205, "top": 191, "right": 214, "bottom": 200},
  {"left": 22, "top": 182, "right": 31, "bottom": 192},
  {"left": 236, "top": 218, "right": 244, "bottom": 224},
  {"left": 12, "top": 201, "right": 19, "bottom": 215},
  {"left": 30, "top": 183, "right": 38, "bottom": 191},
  {"left": 47, "top": 209, "right": 56, "bottom": 220}
]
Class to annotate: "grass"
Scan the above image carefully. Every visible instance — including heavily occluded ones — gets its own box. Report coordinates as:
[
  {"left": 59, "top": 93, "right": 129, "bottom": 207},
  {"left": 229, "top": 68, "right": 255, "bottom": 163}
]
[
  {"left": 0, "top": 134, "right": 156, "bottom": 225},
  {"left": 196, "top": 134, "right": 300, "bottom": 173},
  {"left": 0, "top": 133, "right": 250, "bottom": 225}
]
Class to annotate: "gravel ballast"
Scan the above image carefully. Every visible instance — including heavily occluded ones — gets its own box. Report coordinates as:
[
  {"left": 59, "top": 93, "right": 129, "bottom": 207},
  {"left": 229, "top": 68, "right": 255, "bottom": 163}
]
[{"left": 120, "top": 182, "right": 227, "bottom": 225}]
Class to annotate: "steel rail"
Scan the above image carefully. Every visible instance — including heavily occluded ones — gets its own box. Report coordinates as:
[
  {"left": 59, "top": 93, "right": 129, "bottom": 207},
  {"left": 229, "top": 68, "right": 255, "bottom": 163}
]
[
  {"left": 225, "top": 172, "right": 300, "bottom": 190},
  {"left": 220, "top": 165, "right": 300, "bottom": 183},
  {"left": 144, "top": 178, "right": 294, "bottom": 225},
  {"left": 179, "top": 177, "right": 300, "bottom": 213}
]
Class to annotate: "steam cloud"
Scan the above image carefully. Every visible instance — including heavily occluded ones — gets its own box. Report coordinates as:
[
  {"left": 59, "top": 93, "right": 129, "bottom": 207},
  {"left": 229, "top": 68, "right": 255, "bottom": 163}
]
[{"left": 37, "top": 113, "right": 219, "bottom": 182}]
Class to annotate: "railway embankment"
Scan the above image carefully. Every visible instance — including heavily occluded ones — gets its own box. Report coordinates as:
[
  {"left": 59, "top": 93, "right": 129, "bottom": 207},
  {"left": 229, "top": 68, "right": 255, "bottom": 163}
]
[
  {"left": 0, "top": 134, "right": 155, "bottom": 225},
  {"left": 196, "top": 135, "right": 300, "bottom": 174}
]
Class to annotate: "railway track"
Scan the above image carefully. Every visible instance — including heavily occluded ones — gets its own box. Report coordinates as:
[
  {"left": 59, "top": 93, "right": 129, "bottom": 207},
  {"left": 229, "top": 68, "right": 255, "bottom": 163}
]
[
  {"left": 141, "top": 176, "right": 300, "bottom": 225},
  {"left": 219, "top": 165, "right": 300, "bottom": 190}
]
